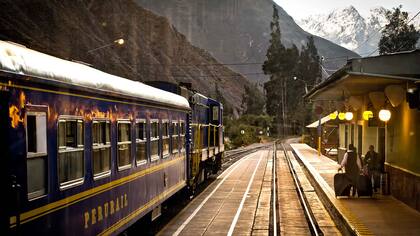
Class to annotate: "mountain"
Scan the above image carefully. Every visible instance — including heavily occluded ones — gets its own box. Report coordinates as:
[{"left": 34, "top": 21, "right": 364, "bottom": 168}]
[
  {"left": 299, "top": 6, "right": 420, "bottom": 56},
  {"left": 0, "top": 0, "right": 252, "bottom": 111},
  {"left": 134, "top": 0, "right": 359, "bottom": 82}
]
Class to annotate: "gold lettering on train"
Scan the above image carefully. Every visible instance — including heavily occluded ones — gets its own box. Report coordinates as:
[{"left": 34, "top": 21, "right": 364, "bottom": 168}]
[
  {"left": 104, "top": 202, "right": 109, "bottom": 217},
  {"left": 98, "top": 206, "right": 103, "bottom": 222},
  {"left": 116, "top": 198, "right": 120, "bottom": 212},
  {"left": 83, "top": 194, "right": 128, "bottom": 229},
  {"left": 91, "top": 208, "right": 97, "bottom": 225},
  {"left": 110, "top": 200, "right": 115, "bottom": 215},
  {"left": 84, "top": 212, "right": 90, "bottom": 229}
]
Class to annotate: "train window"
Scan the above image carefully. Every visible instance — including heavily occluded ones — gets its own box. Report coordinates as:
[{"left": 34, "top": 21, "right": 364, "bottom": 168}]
[
  {"left": 136, "top": 120, "right": 147, "bottom": 165},
  {"left": 171, "top": 122, "right": 179, "bottom": 154},
  {"left": 162, "top": 120, "right": 169, "bottom": 158},
  {"left": 92, "top": 120, "right": 111, "bottom": 178},
  {"left": 26, "top": 111, "right": 47, "bottom": 199},
  {"left": 117, "top": 121, "right": 131, "bottom": 170},
  {"left": 58, "top": 118, "right": 84, "bottom": 187},
  {"left": 180, "top": 121, "right": 186, "bottom": 152},
  {"left": 150, "top": 120, "right": 159, "bottom": 161},
  {"left": 212, "top": 106, "right": 219, "bottom": 121}
]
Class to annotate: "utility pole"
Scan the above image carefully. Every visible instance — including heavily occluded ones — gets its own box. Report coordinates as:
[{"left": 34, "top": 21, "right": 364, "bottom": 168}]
[{"left": 281, "top": 78, "right": 286, "bottom": 137}]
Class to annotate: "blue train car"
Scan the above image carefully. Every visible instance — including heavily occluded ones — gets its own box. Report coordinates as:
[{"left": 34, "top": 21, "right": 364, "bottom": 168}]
[
  {"left": 146, "top": 82, "right": 224, "bottom": 189},
  {"left": 0, "top": 41, "right": 191, "bottom": 235}
]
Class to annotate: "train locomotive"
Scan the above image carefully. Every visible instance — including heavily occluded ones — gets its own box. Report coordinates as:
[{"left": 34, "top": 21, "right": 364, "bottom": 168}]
[{"left": 0, "top": 40, "right": 224, "bottom": 235}]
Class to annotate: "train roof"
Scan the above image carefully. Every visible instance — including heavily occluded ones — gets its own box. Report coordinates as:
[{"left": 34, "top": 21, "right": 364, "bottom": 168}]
[{"left": 0, "top": 40, "right": 190, "bottom": 110}]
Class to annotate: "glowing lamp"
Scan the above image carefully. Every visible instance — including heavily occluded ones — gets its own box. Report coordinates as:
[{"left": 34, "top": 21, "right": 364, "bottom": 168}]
[
  {"left": 362, "top": 111, "right": 373, "bottom": 121},
  {"left": 329, "top": 112, "right": 337, "bottom": 120},
  {"left": 115, "top": 38, "right": 125, "bottom": 45},
  {"left": 385, "top": 85, "right": 405, "bottom": 107},
  {"left": 379, "top": 109, "right": 391, "bottom": 122},
  {"left": 345, "top": 112, "right": 353, "bottom": 121},
  {"left": 338, "top": 112, "right": 346, "bottom": 120}
]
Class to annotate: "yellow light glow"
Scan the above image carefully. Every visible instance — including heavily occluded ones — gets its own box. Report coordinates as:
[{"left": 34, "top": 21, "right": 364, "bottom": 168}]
[
  {"left": 329, "top": 112, "right": 337, "bottom": 120},
  {"left": 362, "top": 110, "right": 373, "bottom": 120},
  {"left": 345, "top": 112, "right": 353, "bottom": 121},
  {"left": 115, "top": 38, "right": 125, "bottom": 45},
  {"left": 379, "top": 109, "right": 391, "bottom": 122},
  {"left": 338, "top": 112, "right": 345, "bottom": 120}
]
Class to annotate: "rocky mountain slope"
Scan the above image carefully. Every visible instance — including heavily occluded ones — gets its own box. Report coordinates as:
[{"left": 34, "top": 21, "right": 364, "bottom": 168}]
[
  {"left": 135, "top": 0, "right": 359, "bottom": 82},
  {"left": 299, "top": 6, "right": 420, "bottom": 55},
  {"left": 0, "top": 0, "right": 250, "bottom": 111}
]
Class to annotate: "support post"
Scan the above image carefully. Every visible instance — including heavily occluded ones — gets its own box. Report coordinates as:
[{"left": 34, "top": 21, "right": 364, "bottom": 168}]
[{"left": 317, "top": 114, "right": 322, "bottom": 156}]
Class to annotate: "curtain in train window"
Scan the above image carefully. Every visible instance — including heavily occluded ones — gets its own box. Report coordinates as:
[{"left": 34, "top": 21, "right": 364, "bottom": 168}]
[
  {"left": 136, "top": 120, "right": 147, "bottom": 164},
  {"left": 180, "top": 121, "right": 186, "bottom": 152},
  {"left": 117, "top": 121, "right": 131, "bottom": 168},
  {"left": 150, "top": 121, "right": 159, "bottom": 160},
  {"left": 58, "top": 118, "right": 84, "bottom": 185},
  {"left": 92, "top": 120, "right": 111, "bottom": 177},
  {"left": 171, "top": 122, "right": 179, "bottom": 154},
  {"left": 26, "top": 111, "right": 47, "bottom": 199},
  {"left": 162, "top": 121, "right": 169, "bottom": 157}
]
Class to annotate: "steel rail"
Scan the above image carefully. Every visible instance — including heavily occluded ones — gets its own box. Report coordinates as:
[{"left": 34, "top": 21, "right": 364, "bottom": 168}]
[
  {"left": 272, "top": 142, "right": 278, "bottom": 236},
  {"left": 280, "top": 142, "right": 321, "bottom": 236}
]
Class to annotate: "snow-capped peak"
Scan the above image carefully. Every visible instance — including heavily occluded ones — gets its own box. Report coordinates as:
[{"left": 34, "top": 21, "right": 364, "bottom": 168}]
[{"left": 298, "top": 6, "right": 419, "bottom": 55}]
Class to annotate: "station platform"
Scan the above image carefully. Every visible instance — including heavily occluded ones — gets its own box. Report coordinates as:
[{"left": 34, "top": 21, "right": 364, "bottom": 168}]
[{"left": 290, "top": 143, "right": 420, "bottom": 235}]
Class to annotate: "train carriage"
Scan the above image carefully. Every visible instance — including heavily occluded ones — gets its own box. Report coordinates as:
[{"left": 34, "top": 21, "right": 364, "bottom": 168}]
[
  {"left": 145, "top": 82, "right": 224, "bottom": 190},
  {"left": 0, "top": 41, "right": 192, "bottom": 235}
]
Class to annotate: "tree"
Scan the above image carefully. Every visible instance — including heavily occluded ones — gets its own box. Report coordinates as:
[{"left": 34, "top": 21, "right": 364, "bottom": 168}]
[
  {"left": 263, "top": 6, "right": 322, "bottom": 137},
  {"left": 378, "top": 6, "right": 419, "bottom": 55},
  {"left": 241, "top": 84, "right": 265, "bottom": 115},
  {"left": 263, "top": 5, "right": 302, "bottom": 136}
]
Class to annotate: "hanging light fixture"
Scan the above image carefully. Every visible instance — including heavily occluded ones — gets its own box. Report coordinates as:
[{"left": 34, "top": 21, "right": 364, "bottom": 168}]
[
  {"left": 379, "top": 109, "right": 391, "bottom": 122},
  {"left": 329, "top": 111, "right": 338, "bottom": 120},
  {"left": 345, "top": 112, "right": 353, "bottom": 121},
  {"left": 385, "top": 85, "right": 405, "bottom": 107},
  {"left": 338, "top": 112, "right": 346, "bottom": 120},
  {"left": 369, "top": 91, "right": 386, "bottom": 110},
  {"left": 348, "top": 96, "right": 363, "bottom": 110},
  {"left": 362, "top": 111, "right": 373, "bottom": 121}
]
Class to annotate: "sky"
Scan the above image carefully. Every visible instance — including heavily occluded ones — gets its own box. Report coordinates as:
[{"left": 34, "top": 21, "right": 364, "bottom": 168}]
[{"left": 274, "top": 0, "right": 420, "bottom": 20}]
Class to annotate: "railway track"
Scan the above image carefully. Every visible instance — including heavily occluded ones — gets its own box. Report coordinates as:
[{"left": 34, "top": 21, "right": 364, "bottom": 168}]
[
  {"left": 127, "top": 142, "right": 338, "bottom": 235},
  {"left": 125, "top": 144, "right": 273, "bottom": 235},
  {"left": 221, "top": 143, "right": 273, "bottom": 171},
  {"left": 273, "top": 142, "right": 322, "bottom": 236}
]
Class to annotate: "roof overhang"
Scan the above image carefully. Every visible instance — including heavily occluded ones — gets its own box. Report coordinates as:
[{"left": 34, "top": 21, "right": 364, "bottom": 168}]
[
  {"left": 305, "top": 50, "right": 420, "bottom": 102},
  {"left": 306, "top": 113, "right": 331, "bottom": 128}
]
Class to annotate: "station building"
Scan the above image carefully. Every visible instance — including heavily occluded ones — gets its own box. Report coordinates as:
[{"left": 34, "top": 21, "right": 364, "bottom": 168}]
[{"left": 305, "top": 50, "right": 420, "bottom": 212}]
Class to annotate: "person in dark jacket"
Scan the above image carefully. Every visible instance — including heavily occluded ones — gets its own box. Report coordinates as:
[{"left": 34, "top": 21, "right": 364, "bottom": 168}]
[
  {"left": 339, "top": 144, "right": 361, "bottom": 196},
  {"left": 364, "top": 145, "right": 380, "bottom": 192}
]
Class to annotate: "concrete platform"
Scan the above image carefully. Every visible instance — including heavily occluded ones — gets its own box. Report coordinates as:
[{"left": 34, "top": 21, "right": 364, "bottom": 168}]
[{"left": 291, "top": 143, "right": 420, "bottom": 236}]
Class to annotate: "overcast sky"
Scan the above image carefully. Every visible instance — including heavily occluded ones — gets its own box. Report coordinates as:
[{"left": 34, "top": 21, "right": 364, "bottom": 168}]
[{"left": 274, "top": 0, "right": 420, "bottom": 20}]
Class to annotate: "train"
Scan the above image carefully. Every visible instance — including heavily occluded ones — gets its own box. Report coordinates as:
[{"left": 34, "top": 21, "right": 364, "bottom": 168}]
[{"left": 0, "top": 40, "right": 224, "bottom": 235}]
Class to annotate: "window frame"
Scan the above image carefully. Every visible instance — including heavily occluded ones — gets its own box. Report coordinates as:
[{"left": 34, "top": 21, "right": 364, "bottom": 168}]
[
  {"left": 57, "top": 115, "right": 85, "bottom": 190},
  {"left": 25, "top": 106, "right": 48, "bottom": 200},
  {"left": 150, "top": 119, "right": 160, "bottom": 162},
  {"left": 117, "top": 119, "right": 132, "bottom": 171},
  {"left": 161, "top": 119, "right": 170, "bottom": 158},
  {"left": 171, "top": 121, "right": 179, "bottom": 154},
  {"left": 135, "top": 119, "right": 147, "bottom": 166},
  {"left": 92, "top": 118, "right": 111, "bottom": 180},
  {"left": 180, "top": 120, "right": 186, "bottom": 153}
]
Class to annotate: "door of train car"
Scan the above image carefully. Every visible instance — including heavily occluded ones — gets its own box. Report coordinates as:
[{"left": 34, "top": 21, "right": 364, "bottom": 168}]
[{"left": 0, "top": 88, "right": 12, "bottom": 233}]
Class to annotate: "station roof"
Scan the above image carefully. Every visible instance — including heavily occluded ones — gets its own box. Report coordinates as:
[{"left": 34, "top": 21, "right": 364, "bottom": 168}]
[
  {"left": 306, "top": 114, "right": 331, "bottom": 128},
  {"left": 305, "top": 49, "right": 420, "bottom": 101}
]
